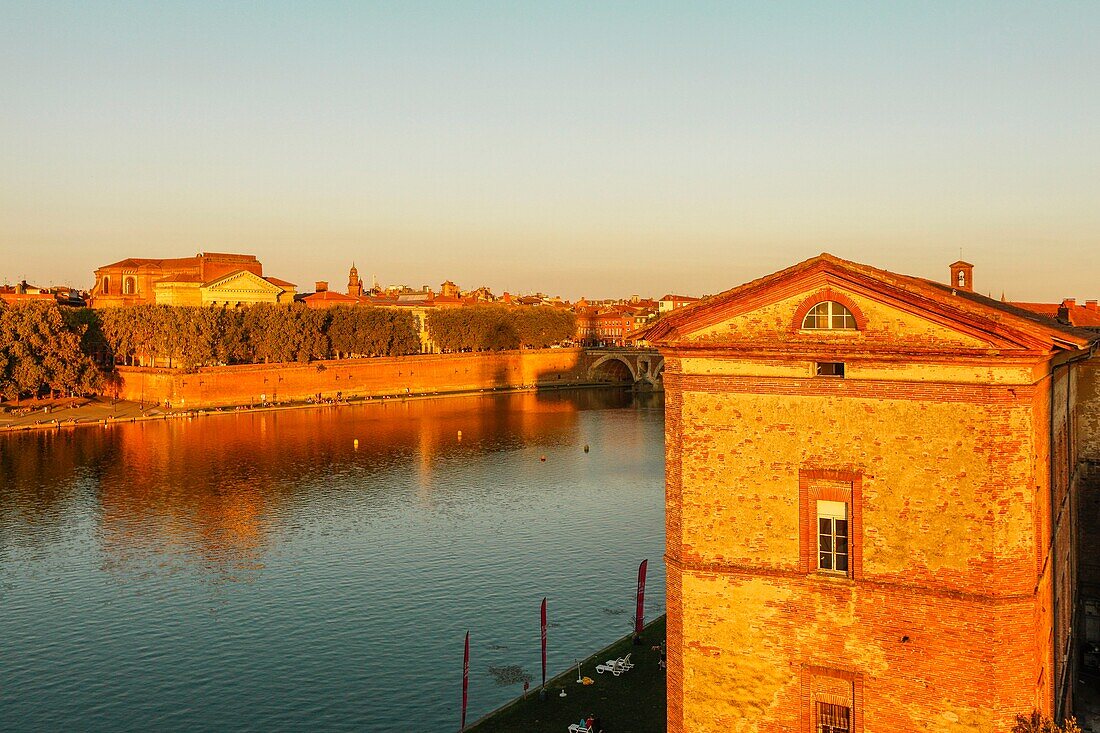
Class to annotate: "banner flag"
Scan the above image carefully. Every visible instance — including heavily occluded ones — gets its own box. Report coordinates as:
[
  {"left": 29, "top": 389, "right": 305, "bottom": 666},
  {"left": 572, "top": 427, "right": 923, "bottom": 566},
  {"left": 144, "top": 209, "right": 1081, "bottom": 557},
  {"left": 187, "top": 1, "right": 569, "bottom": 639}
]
[
  {"left": 635, "top": 559, "right": 648, "bottom": 636},
  {"left": 461, "top": 631, "right": 470, "bottom": 730},
  {"left": 540, "top": 597, "right": 548, "bottom": 688}
]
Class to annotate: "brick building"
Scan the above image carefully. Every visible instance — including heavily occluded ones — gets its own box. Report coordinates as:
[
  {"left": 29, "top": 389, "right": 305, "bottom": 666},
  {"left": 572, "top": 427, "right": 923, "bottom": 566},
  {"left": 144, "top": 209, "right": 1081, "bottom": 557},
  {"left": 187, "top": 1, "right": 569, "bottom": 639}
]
[
  {"left": 89, "top": 252, "right": 296, "bottom": 308},
  {"left": 647, "top": 254, "right": 1099, "bottom": 732},
  {"left": 574, "top": 301, "right": 656, "bottom": 347}
]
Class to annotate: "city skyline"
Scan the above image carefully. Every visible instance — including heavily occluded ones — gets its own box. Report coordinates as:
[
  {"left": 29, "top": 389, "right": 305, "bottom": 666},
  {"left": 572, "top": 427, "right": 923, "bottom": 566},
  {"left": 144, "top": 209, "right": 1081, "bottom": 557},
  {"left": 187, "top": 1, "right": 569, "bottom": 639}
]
[{"left": 3, "top": 2, "right": 1099, "bottom": 300}]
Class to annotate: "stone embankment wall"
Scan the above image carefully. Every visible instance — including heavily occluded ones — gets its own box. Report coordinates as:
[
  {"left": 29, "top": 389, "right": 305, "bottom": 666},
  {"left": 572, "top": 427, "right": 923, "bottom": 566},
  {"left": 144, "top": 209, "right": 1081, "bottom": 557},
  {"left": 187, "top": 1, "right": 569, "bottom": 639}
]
[{"left": 110, "top": 349, "right": 591, "bottom": 408}]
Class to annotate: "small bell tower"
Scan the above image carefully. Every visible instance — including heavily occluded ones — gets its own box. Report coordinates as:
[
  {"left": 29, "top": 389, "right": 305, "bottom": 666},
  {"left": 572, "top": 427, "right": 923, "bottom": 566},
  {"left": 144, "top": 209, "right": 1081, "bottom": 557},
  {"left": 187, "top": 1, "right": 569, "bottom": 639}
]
[
  {"left": 348, "top": 263, "right": 363, "bottom": 298},
  {"left": 949, "top": 260, "right": 973, "bottom": 292}
]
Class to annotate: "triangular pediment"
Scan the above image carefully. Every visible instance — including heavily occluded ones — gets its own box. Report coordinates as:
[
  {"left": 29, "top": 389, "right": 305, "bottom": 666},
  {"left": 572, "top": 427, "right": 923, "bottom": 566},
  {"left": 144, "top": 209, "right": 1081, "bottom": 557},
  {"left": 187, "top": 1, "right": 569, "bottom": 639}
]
[
  {"left": 203, "top": 270, "right": 285, "bottom": 294},
  {"left": 647, "top": 254, "right": 1095, "bottom": 355}
]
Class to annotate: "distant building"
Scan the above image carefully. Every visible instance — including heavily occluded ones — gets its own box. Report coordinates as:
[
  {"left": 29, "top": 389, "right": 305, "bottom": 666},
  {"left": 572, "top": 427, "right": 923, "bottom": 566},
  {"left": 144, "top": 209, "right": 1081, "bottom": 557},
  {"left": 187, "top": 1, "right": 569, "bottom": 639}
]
[
  {"left": 659, "top": 293, "right": 700, "bottom": 315},
  {"left": 574, "top": 299, "right": 657, "bottom": 347},
  {"left": 301, "top": 280, "right": 360, "bottom": 309},
  {"left": 1013, "top": 298, "right": 1100, "bottom": 330},
  {"left": 648, "top": 254, "right": 1099, "bottom": 732},
  {"left": 89, "top": 252, "right": 296, "bottom": 308},
  {"left": 0, "top": 281, "right": 57, "bottom": 305}
]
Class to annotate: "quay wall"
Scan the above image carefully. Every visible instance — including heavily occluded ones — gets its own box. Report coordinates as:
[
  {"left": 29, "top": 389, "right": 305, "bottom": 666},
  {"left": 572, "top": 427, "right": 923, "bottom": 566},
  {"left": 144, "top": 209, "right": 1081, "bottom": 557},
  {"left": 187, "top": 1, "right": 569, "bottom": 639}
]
[{"left": 110, "top": 349, "right": 592, "bottom": 408}]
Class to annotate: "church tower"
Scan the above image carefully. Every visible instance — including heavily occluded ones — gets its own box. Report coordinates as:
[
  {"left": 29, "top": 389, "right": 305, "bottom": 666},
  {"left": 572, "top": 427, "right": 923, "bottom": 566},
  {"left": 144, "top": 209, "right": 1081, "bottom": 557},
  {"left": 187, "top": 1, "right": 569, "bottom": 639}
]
[{"left": 348, "top": 263, "right": 363, "bottom": 298}]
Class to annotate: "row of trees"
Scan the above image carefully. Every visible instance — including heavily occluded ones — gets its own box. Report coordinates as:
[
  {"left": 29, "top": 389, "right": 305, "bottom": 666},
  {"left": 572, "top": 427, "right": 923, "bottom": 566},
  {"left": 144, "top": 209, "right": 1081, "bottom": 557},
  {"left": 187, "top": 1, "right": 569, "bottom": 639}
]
[
  {"left": 96, "top": 304, "right": 421, "bottom": 368},
  {"left": 0, "top": 302, "right": 102, "bottom": 400},
  {"left": 1, "top": 301, "right": 576, "bottom": 400},
  {"left": 427, "top": 305, "right": 575, "bottom": 352}
]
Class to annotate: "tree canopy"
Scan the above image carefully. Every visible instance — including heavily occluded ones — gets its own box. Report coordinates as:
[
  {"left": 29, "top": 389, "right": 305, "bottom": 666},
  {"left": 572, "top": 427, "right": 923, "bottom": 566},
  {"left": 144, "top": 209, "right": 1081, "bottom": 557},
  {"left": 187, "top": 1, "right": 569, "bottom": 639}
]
[
  {"left": 427, "top": 306, "right": 574, "bottom": 352},
  {"left": 0, "top": 302, "right": 102, "bottom": 400},
  {"left": 0, "top": 301, "right": 573, "bottom": 401}
]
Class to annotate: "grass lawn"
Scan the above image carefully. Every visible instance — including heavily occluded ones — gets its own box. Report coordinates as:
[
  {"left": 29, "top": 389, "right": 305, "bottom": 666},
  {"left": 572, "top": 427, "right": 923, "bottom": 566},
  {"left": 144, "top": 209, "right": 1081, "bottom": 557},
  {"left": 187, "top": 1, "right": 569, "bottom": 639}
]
[{"left": 466, "top": 615, "right": 666, "bottom": 733}]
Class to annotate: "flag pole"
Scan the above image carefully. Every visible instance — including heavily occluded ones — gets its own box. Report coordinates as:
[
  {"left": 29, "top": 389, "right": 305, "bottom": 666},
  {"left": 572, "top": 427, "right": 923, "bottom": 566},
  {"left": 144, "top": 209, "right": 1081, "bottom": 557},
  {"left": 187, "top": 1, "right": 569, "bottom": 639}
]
[
  {"left": 540, "top": 597, "right": 548, "bottom": 691},
  {"left": 460, "top": 631, "right": 470, "bottom": 731}
]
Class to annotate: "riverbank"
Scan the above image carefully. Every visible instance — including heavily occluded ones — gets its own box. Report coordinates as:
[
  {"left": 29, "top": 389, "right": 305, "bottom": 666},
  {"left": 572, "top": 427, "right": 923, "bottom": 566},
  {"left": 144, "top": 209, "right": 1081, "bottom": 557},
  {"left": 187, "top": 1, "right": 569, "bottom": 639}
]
[
  {"left": 0, "top": 380, "right": 620, "bottom": 434},
  {"left": 466, "top": 615, "right": 666, "bottom": 733},
  {"left": 110, "top": 348, "right": 595, "bottom": 408}
]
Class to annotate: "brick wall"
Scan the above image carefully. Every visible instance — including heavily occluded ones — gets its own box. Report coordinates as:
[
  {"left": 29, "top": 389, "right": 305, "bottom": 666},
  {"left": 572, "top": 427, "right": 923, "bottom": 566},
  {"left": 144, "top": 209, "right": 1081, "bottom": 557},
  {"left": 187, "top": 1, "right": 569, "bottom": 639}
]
[
  {"left": 1076, "top": 360, "right": 1100, "bottom": 463},
  {"left": 110, "top": 349, "right": 591, "bottom": 408},
  {"left": 664, "top": 353, "right": 1052, "bottom": 732}
]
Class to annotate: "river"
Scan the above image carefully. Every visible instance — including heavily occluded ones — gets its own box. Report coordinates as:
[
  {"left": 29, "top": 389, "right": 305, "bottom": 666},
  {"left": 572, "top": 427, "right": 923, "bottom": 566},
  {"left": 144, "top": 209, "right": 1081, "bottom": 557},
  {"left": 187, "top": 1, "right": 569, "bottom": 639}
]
[{"left": 0, "top": 388, "right": 665, "bottom": 732}]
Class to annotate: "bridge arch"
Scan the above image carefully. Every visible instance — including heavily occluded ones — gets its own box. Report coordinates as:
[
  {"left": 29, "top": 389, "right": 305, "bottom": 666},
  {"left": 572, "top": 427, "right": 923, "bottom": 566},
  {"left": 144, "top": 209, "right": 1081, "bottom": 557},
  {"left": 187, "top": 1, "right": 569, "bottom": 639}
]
[
  {"left": 588, "top": 354, "right": 637, "bottom": 384},
  {"left": 650, "top": 358, "right": 665, "bottom": 383}
]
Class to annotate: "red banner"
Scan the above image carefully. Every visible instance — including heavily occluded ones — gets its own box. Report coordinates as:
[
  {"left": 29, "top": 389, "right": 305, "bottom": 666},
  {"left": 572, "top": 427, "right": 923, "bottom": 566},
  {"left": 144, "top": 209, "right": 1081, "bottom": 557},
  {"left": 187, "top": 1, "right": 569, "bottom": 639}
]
[
  {"left": 540, "top": 597, "right": 548, "bottom": 688},
  {"left": 461, "top": 631, "right": 470, "bottom": 730},
  {"left": 635, "top": 559, "right": 648, "bottom": 635}
]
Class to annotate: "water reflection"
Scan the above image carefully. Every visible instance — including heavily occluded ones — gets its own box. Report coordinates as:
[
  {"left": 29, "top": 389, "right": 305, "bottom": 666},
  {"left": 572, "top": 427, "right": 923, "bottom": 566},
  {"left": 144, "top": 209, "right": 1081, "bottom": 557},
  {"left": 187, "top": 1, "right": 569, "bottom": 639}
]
[
  {"left": 0, "top": 388, "right": 665, "bottom": 732},
  {"left": 1, "top": 389, "right": 650, "bottom": 580}
]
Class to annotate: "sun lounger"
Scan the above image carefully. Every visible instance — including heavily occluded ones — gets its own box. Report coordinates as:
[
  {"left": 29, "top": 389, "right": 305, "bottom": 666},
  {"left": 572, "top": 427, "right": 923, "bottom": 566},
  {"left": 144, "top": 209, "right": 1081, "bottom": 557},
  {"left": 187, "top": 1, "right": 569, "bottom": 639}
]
[
  {"left": 595, "top": 659, "right": 624, "bottom": 675},
  {"left": 567, "top": 724, "right": 593, "bottom": 733},
  {"left": 599, "top": 652, "right": 634, "bottom": 674}
]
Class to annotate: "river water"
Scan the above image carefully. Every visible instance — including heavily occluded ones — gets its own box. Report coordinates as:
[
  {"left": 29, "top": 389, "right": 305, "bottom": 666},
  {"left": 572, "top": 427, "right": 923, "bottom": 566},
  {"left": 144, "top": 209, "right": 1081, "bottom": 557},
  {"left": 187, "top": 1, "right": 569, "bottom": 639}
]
[{"left": 0, "top": 388, "right": 665, "bottom": 732}]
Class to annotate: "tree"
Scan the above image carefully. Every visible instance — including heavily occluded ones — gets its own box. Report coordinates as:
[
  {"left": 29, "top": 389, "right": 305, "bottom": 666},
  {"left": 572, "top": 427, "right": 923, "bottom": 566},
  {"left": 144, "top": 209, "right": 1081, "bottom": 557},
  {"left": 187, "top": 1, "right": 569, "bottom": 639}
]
[
  {"left": 0, "top": 301, "right": 102, "bottom": 400},
  {"left": 427, "top": 305, "right": 575, "bottom": 353},
  {"left": 513, "top": 307, "right": 575, "bottom": 348},
  {"left": 386, "top": 310, "right": 421, "bottom": 356},
  {"left": 242, "top": 304, "right": 330, "bottom": 363},
  {"left": 1012, "top": 712, "right": 1081, "bottom": 733}
]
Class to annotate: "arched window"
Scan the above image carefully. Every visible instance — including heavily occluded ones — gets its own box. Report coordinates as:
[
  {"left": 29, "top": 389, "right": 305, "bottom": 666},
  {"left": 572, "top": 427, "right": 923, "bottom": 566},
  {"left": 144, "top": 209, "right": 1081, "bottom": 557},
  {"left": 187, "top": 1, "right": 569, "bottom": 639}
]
[
  {"left": 123, "top": 277, "right": 136, "bottom": 295},
  {"left": 801, "top": 301, "right": 857, "bottom": 330},
  {"left": 102, "top": 276, "right": 110, "bottom": 294}
]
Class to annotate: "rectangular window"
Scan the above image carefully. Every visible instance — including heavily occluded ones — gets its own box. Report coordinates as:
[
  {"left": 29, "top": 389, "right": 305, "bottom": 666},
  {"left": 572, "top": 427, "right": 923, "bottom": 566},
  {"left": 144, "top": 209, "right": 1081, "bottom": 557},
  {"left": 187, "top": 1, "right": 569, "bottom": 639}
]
[
  {"left": 816, "top": 362, "right": 845, "bottom": 378},
  {"left": 817, "top": 500, "right": 849, "bottom": 573},
  {"left": 817, "top": 702, "right": 851, "bottom": 733}
]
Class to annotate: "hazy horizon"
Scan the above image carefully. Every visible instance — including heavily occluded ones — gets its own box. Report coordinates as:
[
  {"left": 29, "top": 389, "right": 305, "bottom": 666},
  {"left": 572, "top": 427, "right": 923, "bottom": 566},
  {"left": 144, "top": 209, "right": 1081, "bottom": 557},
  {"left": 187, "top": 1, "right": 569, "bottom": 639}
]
[{"left": 2, "top": 2, "right": 1098, "bottom": 301}]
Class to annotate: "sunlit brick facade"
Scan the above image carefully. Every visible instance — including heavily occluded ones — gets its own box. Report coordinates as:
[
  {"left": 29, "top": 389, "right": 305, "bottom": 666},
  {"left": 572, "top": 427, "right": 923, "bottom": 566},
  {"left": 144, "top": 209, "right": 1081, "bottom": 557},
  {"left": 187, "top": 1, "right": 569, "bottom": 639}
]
[
  {"left": 648, "top": 254, "right": 1099, "bottom": 733},
  {"left": 89, "top": 252, "right": 296, "bottom": 308}
]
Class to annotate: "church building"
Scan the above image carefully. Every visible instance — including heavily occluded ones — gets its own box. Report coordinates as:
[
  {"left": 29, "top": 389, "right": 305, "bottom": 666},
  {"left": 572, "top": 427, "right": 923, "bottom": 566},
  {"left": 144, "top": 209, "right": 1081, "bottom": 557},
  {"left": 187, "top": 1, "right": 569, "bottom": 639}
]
[
  {"left": 89, "top": 252, "right": 296, "bottom": 308},
  {"left": 647, "top": 254, "right": 1099, "bottom": 732}
]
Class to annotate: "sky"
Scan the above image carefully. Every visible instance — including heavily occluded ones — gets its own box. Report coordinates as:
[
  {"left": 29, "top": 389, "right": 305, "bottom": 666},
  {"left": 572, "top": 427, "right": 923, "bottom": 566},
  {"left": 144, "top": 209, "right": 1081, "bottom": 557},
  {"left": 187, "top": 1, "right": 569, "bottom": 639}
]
[{"left": 1, "top": 1, "right": 1098, "bottom": 301}]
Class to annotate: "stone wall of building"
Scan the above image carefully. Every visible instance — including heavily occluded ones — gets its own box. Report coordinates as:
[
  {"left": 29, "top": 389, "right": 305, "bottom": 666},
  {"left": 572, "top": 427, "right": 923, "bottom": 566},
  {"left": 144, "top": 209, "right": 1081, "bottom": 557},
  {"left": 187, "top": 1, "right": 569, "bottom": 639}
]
[
  {"left": 109, "top": 349, "right": 591, "bottom": 408},
  {"left": 663, "top": 356, "right": 1053, "bottom": 732},
  {"left": 651, "top": 255, "right": 1098, "bottom": 732}
]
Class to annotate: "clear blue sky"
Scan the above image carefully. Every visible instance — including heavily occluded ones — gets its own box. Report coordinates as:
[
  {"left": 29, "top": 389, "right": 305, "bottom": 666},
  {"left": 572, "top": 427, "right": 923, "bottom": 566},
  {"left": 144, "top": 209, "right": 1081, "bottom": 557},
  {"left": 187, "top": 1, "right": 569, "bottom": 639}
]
[{"left": 2, "top": 1, "right": 1098, "bottom": 300}]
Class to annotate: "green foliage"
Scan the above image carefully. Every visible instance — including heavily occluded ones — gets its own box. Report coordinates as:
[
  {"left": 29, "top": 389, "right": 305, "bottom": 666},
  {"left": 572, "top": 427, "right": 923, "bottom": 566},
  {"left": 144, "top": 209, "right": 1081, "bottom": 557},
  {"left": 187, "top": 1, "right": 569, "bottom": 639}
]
[
  {"left": 242, "top": 304, "right": 330, "bottom": 363},
  {"left": 328, "top": 307, "right": 420, "bottom": 358},
  {"left": 94, "top": 303, "right": 418, "bottom": 368},
  {"left": 0, "top": 301, "right": 102, "bottom": 400},
  {"left": 512, "top": 307, "right": 575, "bottom": 348},
  {"left": 427, "top": 306, "right": 575, "bottom": 352}
]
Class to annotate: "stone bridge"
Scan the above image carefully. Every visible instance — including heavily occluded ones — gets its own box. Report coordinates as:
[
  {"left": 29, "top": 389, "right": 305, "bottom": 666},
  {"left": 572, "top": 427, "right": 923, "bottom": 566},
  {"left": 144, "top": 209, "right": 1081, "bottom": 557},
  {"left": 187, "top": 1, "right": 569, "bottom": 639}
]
[{"left": 582, "top": 348, "right": 664, "bottom": 390}]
